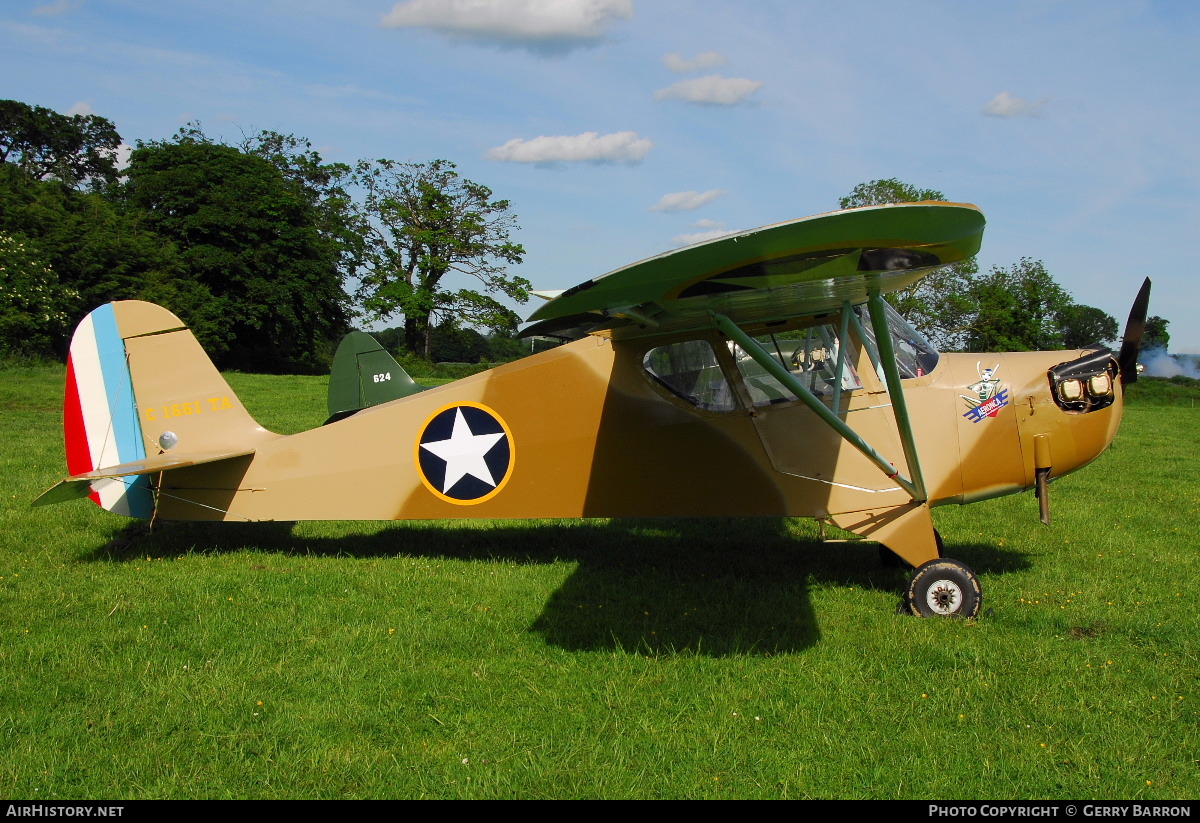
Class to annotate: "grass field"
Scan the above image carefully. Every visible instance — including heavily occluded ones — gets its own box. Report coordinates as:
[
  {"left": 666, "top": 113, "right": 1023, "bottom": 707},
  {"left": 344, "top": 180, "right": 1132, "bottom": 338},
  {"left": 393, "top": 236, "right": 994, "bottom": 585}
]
[{"left": 1, "top": 362, "right": 1197, "bottom": 799}]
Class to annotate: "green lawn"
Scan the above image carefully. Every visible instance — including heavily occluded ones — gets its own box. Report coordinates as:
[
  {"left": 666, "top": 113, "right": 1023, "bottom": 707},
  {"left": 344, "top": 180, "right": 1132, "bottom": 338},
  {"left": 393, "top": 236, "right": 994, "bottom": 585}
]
[{"left": 1, "top": 363, "right": 1196, "bottom": 799}]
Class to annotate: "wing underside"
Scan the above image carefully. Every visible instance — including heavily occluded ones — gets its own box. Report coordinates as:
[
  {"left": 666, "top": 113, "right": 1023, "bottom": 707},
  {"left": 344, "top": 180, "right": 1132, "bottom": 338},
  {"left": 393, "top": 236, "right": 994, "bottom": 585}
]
[{"left": 522, "top": 202, "right": 985, "bottom": 340}]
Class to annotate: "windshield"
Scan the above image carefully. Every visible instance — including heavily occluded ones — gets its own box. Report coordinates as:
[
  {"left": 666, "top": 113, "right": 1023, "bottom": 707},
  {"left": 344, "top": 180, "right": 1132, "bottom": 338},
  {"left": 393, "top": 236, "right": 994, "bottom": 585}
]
[{"left": 854, "top": 301, "right": 939, "bottom": 378}]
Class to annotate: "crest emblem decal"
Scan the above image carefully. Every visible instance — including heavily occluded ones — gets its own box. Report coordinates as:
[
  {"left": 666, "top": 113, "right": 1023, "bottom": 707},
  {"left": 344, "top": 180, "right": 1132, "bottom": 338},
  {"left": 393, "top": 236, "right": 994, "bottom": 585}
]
[
  {"left": 960, "top": 363, "right": 1010, "bottom": 423},
  {"left": 415, "top": 402, "right": 514, "bottom": 504}
]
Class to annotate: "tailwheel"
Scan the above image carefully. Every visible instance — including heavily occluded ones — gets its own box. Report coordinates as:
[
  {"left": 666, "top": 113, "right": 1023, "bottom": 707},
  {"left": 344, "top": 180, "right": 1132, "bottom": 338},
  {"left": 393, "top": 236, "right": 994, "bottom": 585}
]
[{"left": 905, "top": 559, "right": 982, "bottom": 618}]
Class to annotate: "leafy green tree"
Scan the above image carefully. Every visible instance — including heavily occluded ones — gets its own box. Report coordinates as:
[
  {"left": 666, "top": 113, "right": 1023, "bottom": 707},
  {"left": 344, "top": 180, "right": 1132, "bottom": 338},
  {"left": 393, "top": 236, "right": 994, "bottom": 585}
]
[
  {"left": 0, "top": 231, "right": 77, "bottom": 357},
  {"left": 0, "top": 99, "right": 121, "bottom": 189},
  {"left": 237, "top": 129, "right": 365, "bottom": 280},
  {"left": 0, "top": 162, "right": 205, "bottom": 355},
  {"left": 123, "top": 136, "right": 351, "bottom": 371},
  {"left": 1059, "top": 304, "right": 1119, "bottom": 349},
  {"left": 962, "top": 258, "right": 1076, "bottom": 351},
  {"left": 1143, "top": 316, "right": 1170, "bottom": 351},
  {"left": 430, "top": 319, "right": 490, "bottom": 363},
  {"left": 839, "top": 179, "right": 977, "bottom": 350},
  {"left": 839, "top": 178, "right": 945, "bottom": 210},
  {"left": 353, "top": 159, "right": 529, "bottom": 357}
]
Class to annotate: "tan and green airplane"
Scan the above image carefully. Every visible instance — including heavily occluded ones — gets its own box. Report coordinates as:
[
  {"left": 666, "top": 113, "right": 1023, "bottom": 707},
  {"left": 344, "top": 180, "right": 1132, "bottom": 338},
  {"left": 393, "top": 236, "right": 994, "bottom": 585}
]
[{"left": 34, "top": 202, "right": 1150, "bottom": 618}]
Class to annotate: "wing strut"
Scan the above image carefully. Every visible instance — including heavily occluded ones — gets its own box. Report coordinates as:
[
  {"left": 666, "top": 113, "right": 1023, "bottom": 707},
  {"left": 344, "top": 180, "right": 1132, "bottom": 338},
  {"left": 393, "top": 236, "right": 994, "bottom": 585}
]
[
  {"left": 865, "top": 290, "right": 928, "bottom": 503},
  {"left": 708, "top": 309, "right": 922, "bottom": 501}
]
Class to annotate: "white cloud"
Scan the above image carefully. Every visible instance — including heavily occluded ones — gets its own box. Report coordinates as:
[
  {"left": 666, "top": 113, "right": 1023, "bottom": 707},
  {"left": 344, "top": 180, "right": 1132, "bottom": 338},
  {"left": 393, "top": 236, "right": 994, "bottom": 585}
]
[
  {"left": 380, "top": 0, "right": 633, "bottom": 53},
  {"left": 662, "top": 50, "right": 727, "bottom": 73},
  {"left": 110, "top": 142, "right": 133, "bottom": 171},
  {"left": 654, "top": 75, "right": 762, "bottom": 106},
  {"left": 650, "top": 189, "right": 726, "bottom": 212},
  {"left": 672, "top": 227, "right": 738, "bottom": 247},
  {"left": 486, "top": 130, "right": 652, "bottom": 163},
  {"left": 982, "top": 91, "right": 1046, "bottom": 117},
  {"left": 65, "top": 101, "right": 94, "bottom": 116},
  {"left": 32, "top": 0, "right": 83, "bottom": 17}
]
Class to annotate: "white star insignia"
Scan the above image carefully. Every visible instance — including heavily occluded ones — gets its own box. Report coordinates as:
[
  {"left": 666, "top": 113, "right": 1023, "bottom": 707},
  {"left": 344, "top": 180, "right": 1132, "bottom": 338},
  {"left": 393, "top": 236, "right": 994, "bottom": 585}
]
[{"left": 420, "top": 408, "right": 506, "bottom": 493}]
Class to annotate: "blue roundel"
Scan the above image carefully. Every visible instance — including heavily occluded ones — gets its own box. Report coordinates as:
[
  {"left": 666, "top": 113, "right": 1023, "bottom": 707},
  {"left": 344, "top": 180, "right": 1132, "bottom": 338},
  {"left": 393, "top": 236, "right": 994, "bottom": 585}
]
[{"left": 416, "top": 404, "right": 512, "bottom": 503}]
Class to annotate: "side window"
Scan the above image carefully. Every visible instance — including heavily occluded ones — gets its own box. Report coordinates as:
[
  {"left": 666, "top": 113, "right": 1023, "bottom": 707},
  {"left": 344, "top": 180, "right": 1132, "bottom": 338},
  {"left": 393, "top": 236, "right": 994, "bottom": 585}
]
[
  {"left": 733, "top": 325, "right": 862, "bottom": 408},
  {"left": 643, "top": 339, "right": 737, "bottom": 412}
]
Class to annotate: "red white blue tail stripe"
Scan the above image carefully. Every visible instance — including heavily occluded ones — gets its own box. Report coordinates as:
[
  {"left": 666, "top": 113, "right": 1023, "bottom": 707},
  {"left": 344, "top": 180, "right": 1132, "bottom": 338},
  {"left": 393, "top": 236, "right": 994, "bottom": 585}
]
[{"left": 63, "top": 304, "right": 154, "bottom": 518}]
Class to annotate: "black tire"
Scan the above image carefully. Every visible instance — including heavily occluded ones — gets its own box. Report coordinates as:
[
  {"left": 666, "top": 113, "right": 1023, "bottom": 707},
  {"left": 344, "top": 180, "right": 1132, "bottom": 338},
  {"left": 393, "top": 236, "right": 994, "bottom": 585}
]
[{"left": 906, "top": 559, "right": 982, "bottom": 618}]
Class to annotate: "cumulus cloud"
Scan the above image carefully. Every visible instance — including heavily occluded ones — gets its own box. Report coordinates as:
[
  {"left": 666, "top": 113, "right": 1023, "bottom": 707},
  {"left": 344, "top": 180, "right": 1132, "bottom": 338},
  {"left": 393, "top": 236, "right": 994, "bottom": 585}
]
[
  {"left": 486, "top": 130, "right": 652, "bottom": 164},
  {"left": 110, "top": 143, "right": 133, "bottom": 171},
  {"left": 650, "top": 189, "right": 726, "bottom": 212},
  {"left": 982, "top": 91, "right": 1046, "bottom": 117},
  {"left": 671, "top": 219, "right": 737, "bottom": 246},
  {"left": 654, "top": 75, "right": 763, "bottom": 106},
  {"left": 662, "top": 50, "right": 727, "bottom": 73},
  {"left": 380, "top": 0, "right": 633, "bottom": 53},
  {"left": 32, "top": 0, "right": 83, "bottom": 17},
  {"left": 65, "top": 101, "right": 95, "bottom": 116},
  {"left": 672, "top": 228, "right": 737, "bottom": 247}
]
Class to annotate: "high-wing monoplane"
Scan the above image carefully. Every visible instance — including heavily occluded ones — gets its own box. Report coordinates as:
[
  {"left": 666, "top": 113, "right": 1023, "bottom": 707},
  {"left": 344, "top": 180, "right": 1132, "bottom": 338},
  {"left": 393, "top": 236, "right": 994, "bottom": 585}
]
[{"left": 34, "top": 202, "right": 1151, "bottom": 617}]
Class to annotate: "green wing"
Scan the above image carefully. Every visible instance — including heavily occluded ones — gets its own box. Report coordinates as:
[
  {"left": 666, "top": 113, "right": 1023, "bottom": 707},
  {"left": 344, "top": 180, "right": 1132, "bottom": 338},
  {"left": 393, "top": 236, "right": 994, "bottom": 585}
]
[
  {"left": 326, "top": 331, "right": 424, "bottom": 424},
  {"left": 524, "top": 202, "right": 984, "bottom": 338}
]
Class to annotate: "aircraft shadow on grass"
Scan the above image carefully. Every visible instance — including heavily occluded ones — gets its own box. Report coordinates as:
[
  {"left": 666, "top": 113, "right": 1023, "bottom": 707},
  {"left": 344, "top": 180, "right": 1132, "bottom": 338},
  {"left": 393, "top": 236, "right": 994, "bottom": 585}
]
[{"left": 83, "top": 517, "right": 1025, "bottom": 656}]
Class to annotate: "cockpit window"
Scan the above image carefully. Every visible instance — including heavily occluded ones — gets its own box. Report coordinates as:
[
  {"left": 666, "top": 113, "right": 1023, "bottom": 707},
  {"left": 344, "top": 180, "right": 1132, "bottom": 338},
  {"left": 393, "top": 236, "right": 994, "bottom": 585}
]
[
  {"left": 643, "top": 339, "right": 737, "bottom": 411},
  {"left": 854, "top": 301, "right": 939, "bottom": 378},
  {"left": 732, "top": 325, "right": 862, "bottom": 408}
]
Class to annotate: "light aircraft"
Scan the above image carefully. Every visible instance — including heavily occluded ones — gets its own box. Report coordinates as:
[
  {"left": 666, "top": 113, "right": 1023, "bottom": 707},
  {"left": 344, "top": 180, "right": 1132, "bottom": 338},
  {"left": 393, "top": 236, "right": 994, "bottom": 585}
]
[{"left": 34, "top": 202, "right": 1151, "bottom": 618}]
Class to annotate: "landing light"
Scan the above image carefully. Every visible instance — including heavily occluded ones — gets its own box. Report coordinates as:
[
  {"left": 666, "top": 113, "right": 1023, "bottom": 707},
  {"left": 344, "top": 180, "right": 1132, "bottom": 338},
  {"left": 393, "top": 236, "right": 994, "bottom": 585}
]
[
  {"left": 1088, "top": 373, "right": 1113, "bottom": 397},
  {"left": 1057, "top": 379, "right": 1084, "bottom": 403}
]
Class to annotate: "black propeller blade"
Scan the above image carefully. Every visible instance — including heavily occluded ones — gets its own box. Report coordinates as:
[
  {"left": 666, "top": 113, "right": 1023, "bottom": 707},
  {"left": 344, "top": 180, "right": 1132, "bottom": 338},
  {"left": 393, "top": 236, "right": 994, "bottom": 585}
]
[{"left": 1117, "top": 277, "right": 1151, "bottom": 385}]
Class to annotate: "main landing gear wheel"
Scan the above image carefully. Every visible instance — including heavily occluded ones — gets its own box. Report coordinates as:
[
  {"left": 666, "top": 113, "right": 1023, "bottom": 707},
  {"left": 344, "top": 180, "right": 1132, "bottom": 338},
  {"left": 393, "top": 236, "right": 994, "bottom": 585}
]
[{"left": 905, "top": 559, "right": 982, "bottom": 618}]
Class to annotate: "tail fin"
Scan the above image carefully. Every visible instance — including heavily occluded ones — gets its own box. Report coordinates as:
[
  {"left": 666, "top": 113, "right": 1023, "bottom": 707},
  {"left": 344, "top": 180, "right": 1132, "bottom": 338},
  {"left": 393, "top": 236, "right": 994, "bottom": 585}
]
[
  {"left": 325, "top": 331, "right": 424, "bottom": 424},
  {"left": 60, "top": 301, "right": 272, "bottom": 517}
]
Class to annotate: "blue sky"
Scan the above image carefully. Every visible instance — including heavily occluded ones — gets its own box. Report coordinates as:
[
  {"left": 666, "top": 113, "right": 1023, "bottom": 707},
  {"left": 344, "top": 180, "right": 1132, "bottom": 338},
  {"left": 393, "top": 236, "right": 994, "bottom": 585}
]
[{"left": 4, "top": 0, "right": 1198, "bottom": 351}]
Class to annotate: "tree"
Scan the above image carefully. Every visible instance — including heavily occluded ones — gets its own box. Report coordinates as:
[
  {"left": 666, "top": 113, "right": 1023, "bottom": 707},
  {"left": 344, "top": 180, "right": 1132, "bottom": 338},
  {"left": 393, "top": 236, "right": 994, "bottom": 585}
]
[
  {"left": 123, "top": 136, "right": 351, "bottom": 371},
  {"left": 839, "top": 178, "right": 945, "bottom": 210},
  {"left": 236, "top": 128, "right": 364, "bottom": 281},
  {"left": 430, "top": 319, "right": 490, "bottom": 363},
  {"left": 0, "top": 231, "right": 77, "bottom": 357},
  {"left": 1059, "top": 304, "right": 1119, "bottom": 349},
  {"left": 1143, "top": 316, "right": 1170, "bottom": 352},
  {"left": 0, "top": 162, "right": 201, "bottom": 356},
  {"left": 962, "top": 258, "right": 1076, "bottom": 351},
  {"left": 353, "top": 159, "right": 529, "bottom": 357},
  {"left": 0, "top": 100, "right": 121, "bottom": 189},
  {"left": 839, "top": 179, "right": 977, "bottom": 350}
]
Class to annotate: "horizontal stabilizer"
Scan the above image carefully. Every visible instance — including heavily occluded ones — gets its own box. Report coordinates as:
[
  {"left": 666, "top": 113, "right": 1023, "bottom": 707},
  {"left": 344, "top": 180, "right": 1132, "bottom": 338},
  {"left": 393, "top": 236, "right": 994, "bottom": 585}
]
[{"left": 32, "top": 448, "right": 255, "bottom": 508}]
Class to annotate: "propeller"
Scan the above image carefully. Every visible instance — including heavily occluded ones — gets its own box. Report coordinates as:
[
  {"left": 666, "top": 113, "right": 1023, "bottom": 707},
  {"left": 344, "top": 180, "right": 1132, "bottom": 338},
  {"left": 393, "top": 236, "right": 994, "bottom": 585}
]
[{"left": 1116, "top": 277, "right": 1151, "bottom": 385}]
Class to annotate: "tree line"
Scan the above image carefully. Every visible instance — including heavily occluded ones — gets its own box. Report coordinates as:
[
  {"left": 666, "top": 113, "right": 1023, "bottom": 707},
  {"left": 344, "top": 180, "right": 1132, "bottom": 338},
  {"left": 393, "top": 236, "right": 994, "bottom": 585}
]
[
  {"left": 0, "top": 100, "right": 528, "bottom": 372},
  {"left": 0, "top": 100, "right": 1169, "bottom": 372}
]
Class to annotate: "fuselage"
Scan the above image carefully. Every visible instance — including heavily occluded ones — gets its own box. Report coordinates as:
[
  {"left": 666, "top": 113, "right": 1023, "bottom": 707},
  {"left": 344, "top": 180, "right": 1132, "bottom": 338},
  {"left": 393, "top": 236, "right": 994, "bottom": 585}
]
[{"left": 153, "top": 319, "right": 1123, "bottom": 529}]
